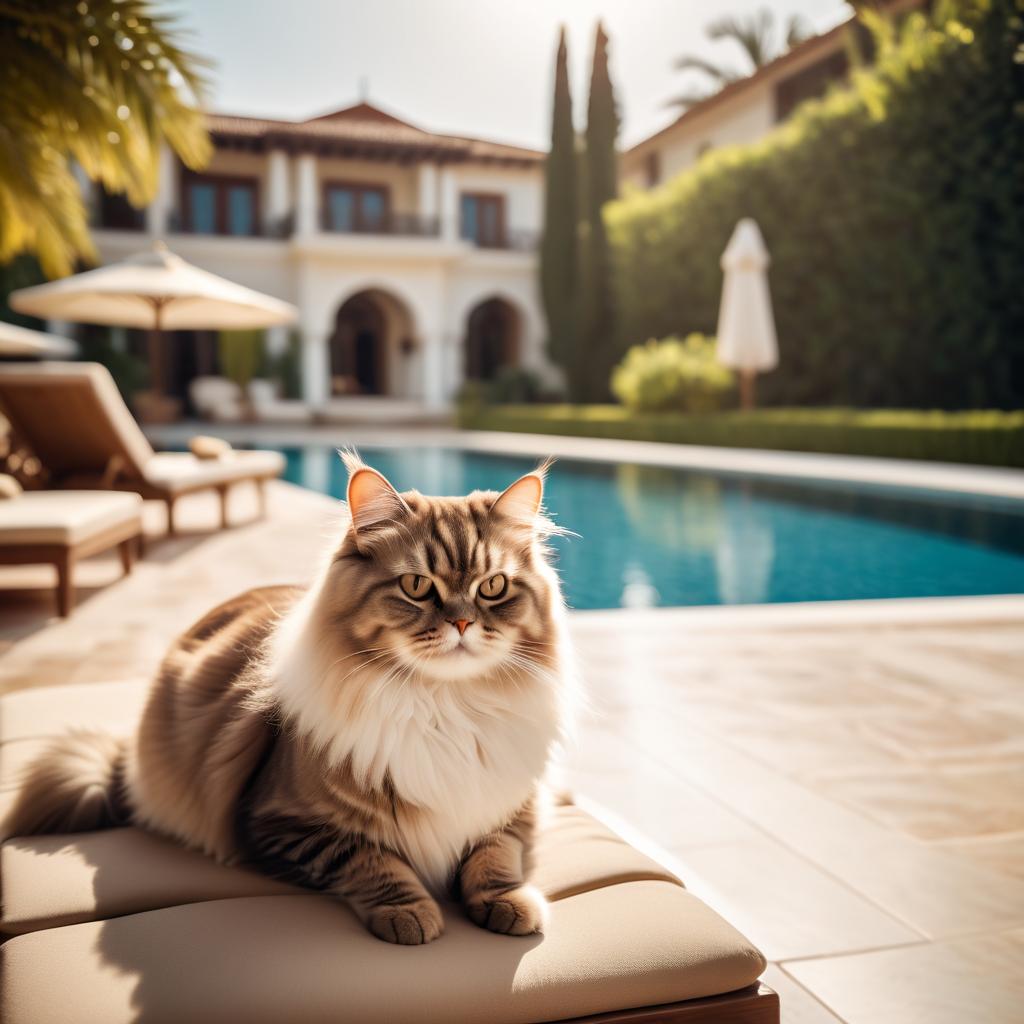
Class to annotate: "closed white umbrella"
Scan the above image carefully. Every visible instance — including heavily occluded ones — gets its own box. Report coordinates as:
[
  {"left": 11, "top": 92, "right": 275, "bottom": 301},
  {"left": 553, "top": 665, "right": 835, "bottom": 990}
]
[
  {"left": 9, "top": 241, "right": 296, "bottom": 394},
  {"left": 0, "top": 320, "right": 77, "bottom": 357},
  {"left": 716, "top": 218, "right": 778, "bottom": 410}
]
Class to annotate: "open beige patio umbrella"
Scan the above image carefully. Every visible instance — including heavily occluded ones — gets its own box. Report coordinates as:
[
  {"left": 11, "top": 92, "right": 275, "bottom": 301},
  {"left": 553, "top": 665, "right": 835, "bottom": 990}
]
[
  {"left": 0, "top": 320, "right": 77, "bottom": 357},
  {"left": 716, "top": 218, "right": 778, "bottom": 410},
  {"left": 9, "top": 241, "right": 296, "bottom": 395}
]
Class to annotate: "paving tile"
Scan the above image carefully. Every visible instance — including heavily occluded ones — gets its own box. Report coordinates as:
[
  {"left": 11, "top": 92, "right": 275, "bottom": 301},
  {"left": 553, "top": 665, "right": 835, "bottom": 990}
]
[
  {"left": 818, "top": 763, "right": 1024, "bottom": 841},
  {"left": 562, "top": 728, "right": 758, "bottom": 850},
  {"left": 668, "top": 837, "right": 919, "bottom": 961},
  {"left": 936, "top": 832, "right": 1024, "bottom": 883},
  {"left": 857, "top": 705, "right": 1024, "bottom": 765},
  {"left": 761, "top": 965, "right": 844, "bottom": 1024},
  {"left": 616, "top": 707, "right": 1024, "bottom": 939},
  {"left": 784, "top": 929, "right": 1024, "bottom": 1024}
]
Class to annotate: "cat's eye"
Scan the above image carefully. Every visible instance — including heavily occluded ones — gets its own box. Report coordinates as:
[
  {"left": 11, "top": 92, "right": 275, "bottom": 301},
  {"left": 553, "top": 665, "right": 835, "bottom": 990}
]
[
  {"left": 479, "top": 574, "right": 508, "bottom": 600},
  {"left": 399, "top": 574, "right": 433, "bottom": 600}
]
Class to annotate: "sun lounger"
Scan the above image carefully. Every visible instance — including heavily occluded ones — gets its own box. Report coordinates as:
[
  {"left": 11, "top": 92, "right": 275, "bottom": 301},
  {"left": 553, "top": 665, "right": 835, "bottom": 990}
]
[
  {"left": 0, "top": 363, "right": 285, "bottom": 534},
  {"left": 0, "top": 490, "right": 141, "bottom": 615},
  {"left": 0, "top": 681, "right": 776, "bottom": 1024}
]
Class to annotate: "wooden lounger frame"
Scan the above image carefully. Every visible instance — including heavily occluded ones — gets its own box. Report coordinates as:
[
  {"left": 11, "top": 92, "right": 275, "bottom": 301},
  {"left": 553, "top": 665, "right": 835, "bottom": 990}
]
[
  {"left": 563, "top": 984, "right": 779, "bottom": 1023},
  {"left": 0, "top": 516, "right": 142, "bottom": 616}
]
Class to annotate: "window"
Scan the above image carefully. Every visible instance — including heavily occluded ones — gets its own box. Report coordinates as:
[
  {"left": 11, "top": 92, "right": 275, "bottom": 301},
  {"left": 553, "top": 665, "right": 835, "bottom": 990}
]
[
  {"left": 460, "top": 193, "right": 506, "bottom": 248},
  {"left": 96, "top": 187, "right": 145, "bottom": 230},
  {"left": 643, "top": 151, "right": 661, "bottom": 188},
  {"left": 182, "top": 175, "right": 258, "bottom": 235},
  {"left": 323, "top": 183, "right": 390, "bottom": 233}
]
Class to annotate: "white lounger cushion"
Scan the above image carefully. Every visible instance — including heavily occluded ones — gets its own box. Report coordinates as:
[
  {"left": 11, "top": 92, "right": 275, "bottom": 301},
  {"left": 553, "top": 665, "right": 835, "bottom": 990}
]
[
  {"left": 142, "top": 450, "right": 285, "bottom": 493},
  {"left": 0, "top": 491, "right": 142, "bottom": 546}
]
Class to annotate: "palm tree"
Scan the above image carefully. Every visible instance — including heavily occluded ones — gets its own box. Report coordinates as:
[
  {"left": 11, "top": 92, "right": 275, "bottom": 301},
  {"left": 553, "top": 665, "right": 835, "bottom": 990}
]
[
  {"left": 670, "top": 8, "right": 814, "bottom": 110},
  {"left": 0, "top": 0, "right": 212, "bottom": 277}
]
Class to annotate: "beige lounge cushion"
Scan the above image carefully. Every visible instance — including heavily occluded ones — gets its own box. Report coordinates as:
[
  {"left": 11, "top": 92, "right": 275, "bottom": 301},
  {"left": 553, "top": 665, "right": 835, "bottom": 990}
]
[
  {"left": 0, "top": 491, "right": 141, "bottom": 546},
  {"left": 0, "top": 804, "right": 681, "bottom": 936},
  {"left": 0, "top": 884, "right": 765, "bottom": 1024},
  {"left": 0, "top": 475, "right": 23, "bottom": 499},
  {"left": 188, "top": 435, "right": 233, "bottom": 461},
  {"left": 0, "top": 680, "right": 768, "bottom": 1023},
  {"left": 143, "top": 450, "right": 284, "bottom": 493}
]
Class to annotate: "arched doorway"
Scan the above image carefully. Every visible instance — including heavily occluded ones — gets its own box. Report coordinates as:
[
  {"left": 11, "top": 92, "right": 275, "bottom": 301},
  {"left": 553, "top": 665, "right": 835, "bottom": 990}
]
[
  {"left": 329, "top": 289, "right": 415, "bottom": 397},
  {"left": 464, "top": 297, "right": 520, "bottom": 381}
]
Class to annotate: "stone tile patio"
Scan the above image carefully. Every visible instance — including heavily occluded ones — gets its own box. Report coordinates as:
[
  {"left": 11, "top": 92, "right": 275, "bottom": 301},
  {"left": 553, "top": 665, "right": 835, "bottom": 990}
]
[{"left": 1, "top": 477, "right": 1022, "bottom": 1024}]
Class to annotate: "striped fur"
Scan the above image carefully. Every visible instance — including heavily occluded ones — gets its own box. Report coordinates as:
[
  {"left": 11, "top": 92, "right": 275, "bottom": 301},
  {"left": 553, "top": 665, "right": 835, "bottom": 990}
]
[{"left": 3, "top": 458, "right": 573, "bottom": 945}]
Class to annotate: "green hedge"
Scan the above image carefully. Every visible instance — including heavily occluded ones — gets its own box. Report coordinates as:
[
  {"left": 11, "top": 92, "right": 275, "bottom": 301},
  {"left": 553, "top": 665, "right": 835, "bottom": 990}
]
[
  {"left": 457, "top": 405, "right": 1024, "bottom": 467},
  {"left": 605, "top": 2, "right": 1024, "bottom": 410}
]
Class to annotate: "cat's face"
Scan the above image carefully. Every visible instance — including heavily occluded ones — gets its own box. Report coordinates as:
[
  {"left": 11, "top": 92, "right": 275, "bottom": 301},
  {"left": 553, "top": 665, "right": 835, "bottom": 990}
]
[{"left": 326, "top": 458, "right": 561, "bottom": 685}]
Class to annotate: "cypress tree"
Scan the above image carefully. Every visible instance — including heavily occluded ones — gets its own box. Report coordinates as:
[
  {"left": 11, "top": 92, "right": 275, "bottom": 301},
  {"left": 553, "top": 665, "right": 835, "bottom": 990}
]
[
  {"left": 579, "top": 21, "right": 620, "bottom": 401},
  {"left": 540, "top": 27, "right": 579, "bottom": 397}
]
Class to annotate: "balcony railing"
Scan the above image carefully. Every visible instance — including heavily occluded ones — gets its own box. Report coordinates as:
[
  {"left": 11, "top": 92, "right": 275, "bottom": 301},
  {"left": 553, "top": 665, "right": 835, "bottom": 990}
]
[
  {"left": 166, "top": 211, "right": 295, "bottom": 239},
  {"left": 470, "top": 229, "right": 539, "bottom": 252},
  {"left": 462, "top": 227, "right": 544, "bottom": 250},
  {"left": 319, "top": 212, "right": 441, "bottom": 238}
]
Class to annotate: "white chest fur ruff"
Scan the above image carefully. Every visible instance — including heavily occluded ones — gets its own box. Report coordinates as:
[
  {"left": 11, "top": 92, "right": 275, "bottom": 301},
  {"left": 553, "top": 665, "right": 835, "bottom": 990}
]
[{"left": 270, "top": 592, "right": 567, "bottom": 891}]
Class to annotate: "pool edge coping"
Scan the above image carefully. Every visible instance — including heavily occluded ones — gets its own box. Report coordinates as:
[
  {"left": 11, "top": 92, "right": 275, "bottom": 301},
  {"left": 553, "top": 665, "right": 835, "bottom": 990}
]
[{"left": 149, "top": 423, "right": 1024, "bottom": 503}]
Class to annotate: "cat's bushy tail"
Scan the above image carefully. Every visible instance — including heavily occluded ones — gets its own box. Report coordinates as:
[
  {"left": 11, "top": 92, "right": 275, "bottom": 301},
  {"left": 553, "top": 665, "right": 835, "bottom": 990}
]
[{"left": 2, "top": 732, "right": 130, "bottom": 840}]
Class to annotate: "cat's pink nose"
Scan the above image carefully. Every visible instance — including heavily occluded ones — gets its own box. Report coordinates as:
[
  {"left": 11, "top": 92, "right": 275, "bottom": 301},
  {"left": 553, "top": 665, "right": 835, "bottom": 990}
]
[{"left": 448, "top": 619, "right": 472, "bottom": 636}]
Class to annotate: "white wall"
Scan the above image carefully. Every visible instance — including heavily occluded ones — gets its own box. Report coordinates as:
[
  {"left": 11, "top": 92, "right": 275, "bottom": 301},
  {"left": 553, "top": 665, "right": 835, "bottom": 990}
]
[{"left": 660, "top": 88, "right": 776, "bottom": 181}]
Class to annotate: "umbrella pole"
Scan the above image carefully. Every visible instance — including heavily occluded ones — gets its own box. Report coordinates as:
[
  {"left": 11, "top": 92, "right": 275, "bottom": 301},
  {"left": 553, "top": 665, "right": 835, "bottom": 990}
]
[
  {"left": 740, "top": 369, "right": 756, "bottom": 410},
  {"left": 148, "top": 299, "right": 166, "bottom": 396}
]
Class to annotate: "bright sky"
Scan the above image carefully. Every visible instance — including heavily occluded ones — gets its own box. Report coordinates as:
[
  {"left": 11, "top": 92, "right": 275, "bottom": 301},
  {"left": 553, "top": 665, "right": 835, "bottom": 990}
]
[{"left": 171, "top": 0, "right": 850, "bottom": 150}]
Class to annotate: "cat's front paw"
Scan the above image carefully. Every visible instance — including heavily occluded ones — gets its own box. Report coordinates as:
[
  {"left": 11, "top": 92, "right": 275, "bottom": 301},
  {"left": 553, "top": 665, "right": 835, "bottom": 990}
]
[
  {"left": 466, "top": 885, "right": 547, "bottom": 936},
  {"left": 367, "top": 898, "right": 444, "bottom": 945}
]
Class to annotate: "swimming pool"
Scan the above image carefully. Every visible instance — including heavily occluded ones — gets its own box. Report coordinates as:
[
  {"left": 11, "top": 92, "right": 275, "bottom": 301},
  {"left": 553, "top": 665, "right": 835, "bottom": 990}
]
[{"left": 279, "top": 445, "right": 1024, "bottom": 610}]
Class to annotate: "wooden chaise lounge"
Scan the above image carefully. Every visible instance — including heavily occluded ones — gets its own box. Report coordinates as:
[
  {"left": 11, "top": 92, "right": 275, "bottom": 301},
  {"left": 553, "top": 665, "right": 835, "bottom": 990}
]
[
  {"left": 0, "top": 488, "right": 142, "bottom": 616},
  {"left": 0, "top": 681, "right": 779, "bottom": 1024},
  {"left": 0, "top": 362, "right": 285, "bottom": 534}
]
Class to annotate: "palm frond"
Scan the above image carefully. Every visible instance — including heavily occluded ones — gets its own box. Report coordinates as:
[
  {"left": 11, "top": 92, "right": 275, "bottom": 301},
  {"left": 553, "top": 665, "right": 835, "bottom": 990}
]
[
  {"left": 707, "top": 8, "right": 776, "bottom": 68},
  {"left": 0, "top": 0, "right": 212, "bottom": 276},
  {"left": 672, "top": 54, "right": 739, "bottom": 83},
  {"left": 784, "top": 14, "right": 814, "bottom": 50}
]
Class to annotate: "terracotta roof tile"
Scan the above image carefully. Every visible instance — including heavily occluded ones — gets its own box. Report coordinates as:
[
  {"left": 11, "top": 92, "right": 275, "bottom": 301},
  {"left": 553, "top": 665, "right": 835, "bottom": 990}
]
[{"left": 206, "top": 103, "right": 543, "bottom": 164}]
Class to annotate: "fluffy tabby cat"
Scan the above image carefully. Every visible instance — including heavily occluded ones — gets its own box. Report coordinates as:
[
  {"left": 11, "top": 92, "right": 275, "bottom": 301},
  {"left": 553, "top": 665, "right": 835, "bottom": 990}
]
[{"left": 4, "top": 455, "right": 574, "bottom": 945}]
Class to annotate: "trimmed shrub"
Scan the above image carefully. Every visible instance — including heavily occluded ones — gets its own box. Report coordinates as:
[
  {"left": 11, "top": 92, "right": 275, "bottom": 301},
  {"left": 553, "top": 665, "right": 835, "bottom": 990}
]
[
  {"left": 456, "top": 405, "right": 1024, "bottom": 468},
  {"left": 605, "top": 2, "right": 1024, "bottom": 409},
  {"left": 611, "top": 334, "right": 734, "bottom": 412}
]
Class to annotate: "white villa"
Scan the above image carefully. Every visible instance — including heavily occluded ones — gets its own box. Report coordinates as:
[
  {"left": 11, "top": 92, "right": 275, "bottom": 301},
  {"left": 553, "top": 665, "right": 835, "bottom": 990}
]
[
  {"left": 83, "top": 101, "right": 547, "bottom": 416},
  {"left": 622, "top": 0, "right": 922, "bottom": 189}
]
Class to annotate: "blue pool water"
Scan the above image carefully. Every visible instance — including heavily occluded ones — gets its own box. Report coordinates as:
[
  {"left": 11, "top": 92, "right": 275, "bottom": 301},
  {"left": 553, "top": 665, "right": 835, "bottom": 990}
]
[{"left": 279, "top": 445, "right": 1024, "bottom": 610}]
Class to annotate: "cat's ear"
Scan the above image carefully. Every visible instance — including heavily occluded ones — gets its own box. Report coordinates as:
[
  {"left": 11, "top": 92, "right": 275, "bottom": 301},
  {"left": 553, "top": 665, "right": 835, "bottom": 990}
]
[
  {"left": 343, "top": 453, "right": 409, "bottom": 534},
  {"left": 490, "top": 460, "right": 550, "bottom": 524}
]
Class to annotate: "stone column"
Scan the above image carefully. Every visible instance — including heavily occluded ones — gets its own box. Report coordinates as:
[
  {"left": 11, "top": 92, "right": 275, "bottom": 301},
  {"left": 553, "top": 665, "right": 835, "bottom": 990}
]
[
  {"left": 295, "top": 154, "right": 318, "bottom": 237},
  {"left": 420, "top": 330, "right": 448, "bottom": 410},
  {"left": 265, "top": 325, "right": 289, "bottom": 358},
  {"left": 146, "top": 144, "right": 175, "bottom": 238},
  {"left": 301, "top": 330, "right": 330, "bottom": 407},
  {"left": 439, "top": 167, "right": 458, "bottom": 242},
  {"left": 265, "top": 150, "right": 291, "bottom": 235},
  {"left": 417, "top": 163, "right": 438, "bottom": 233}
]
